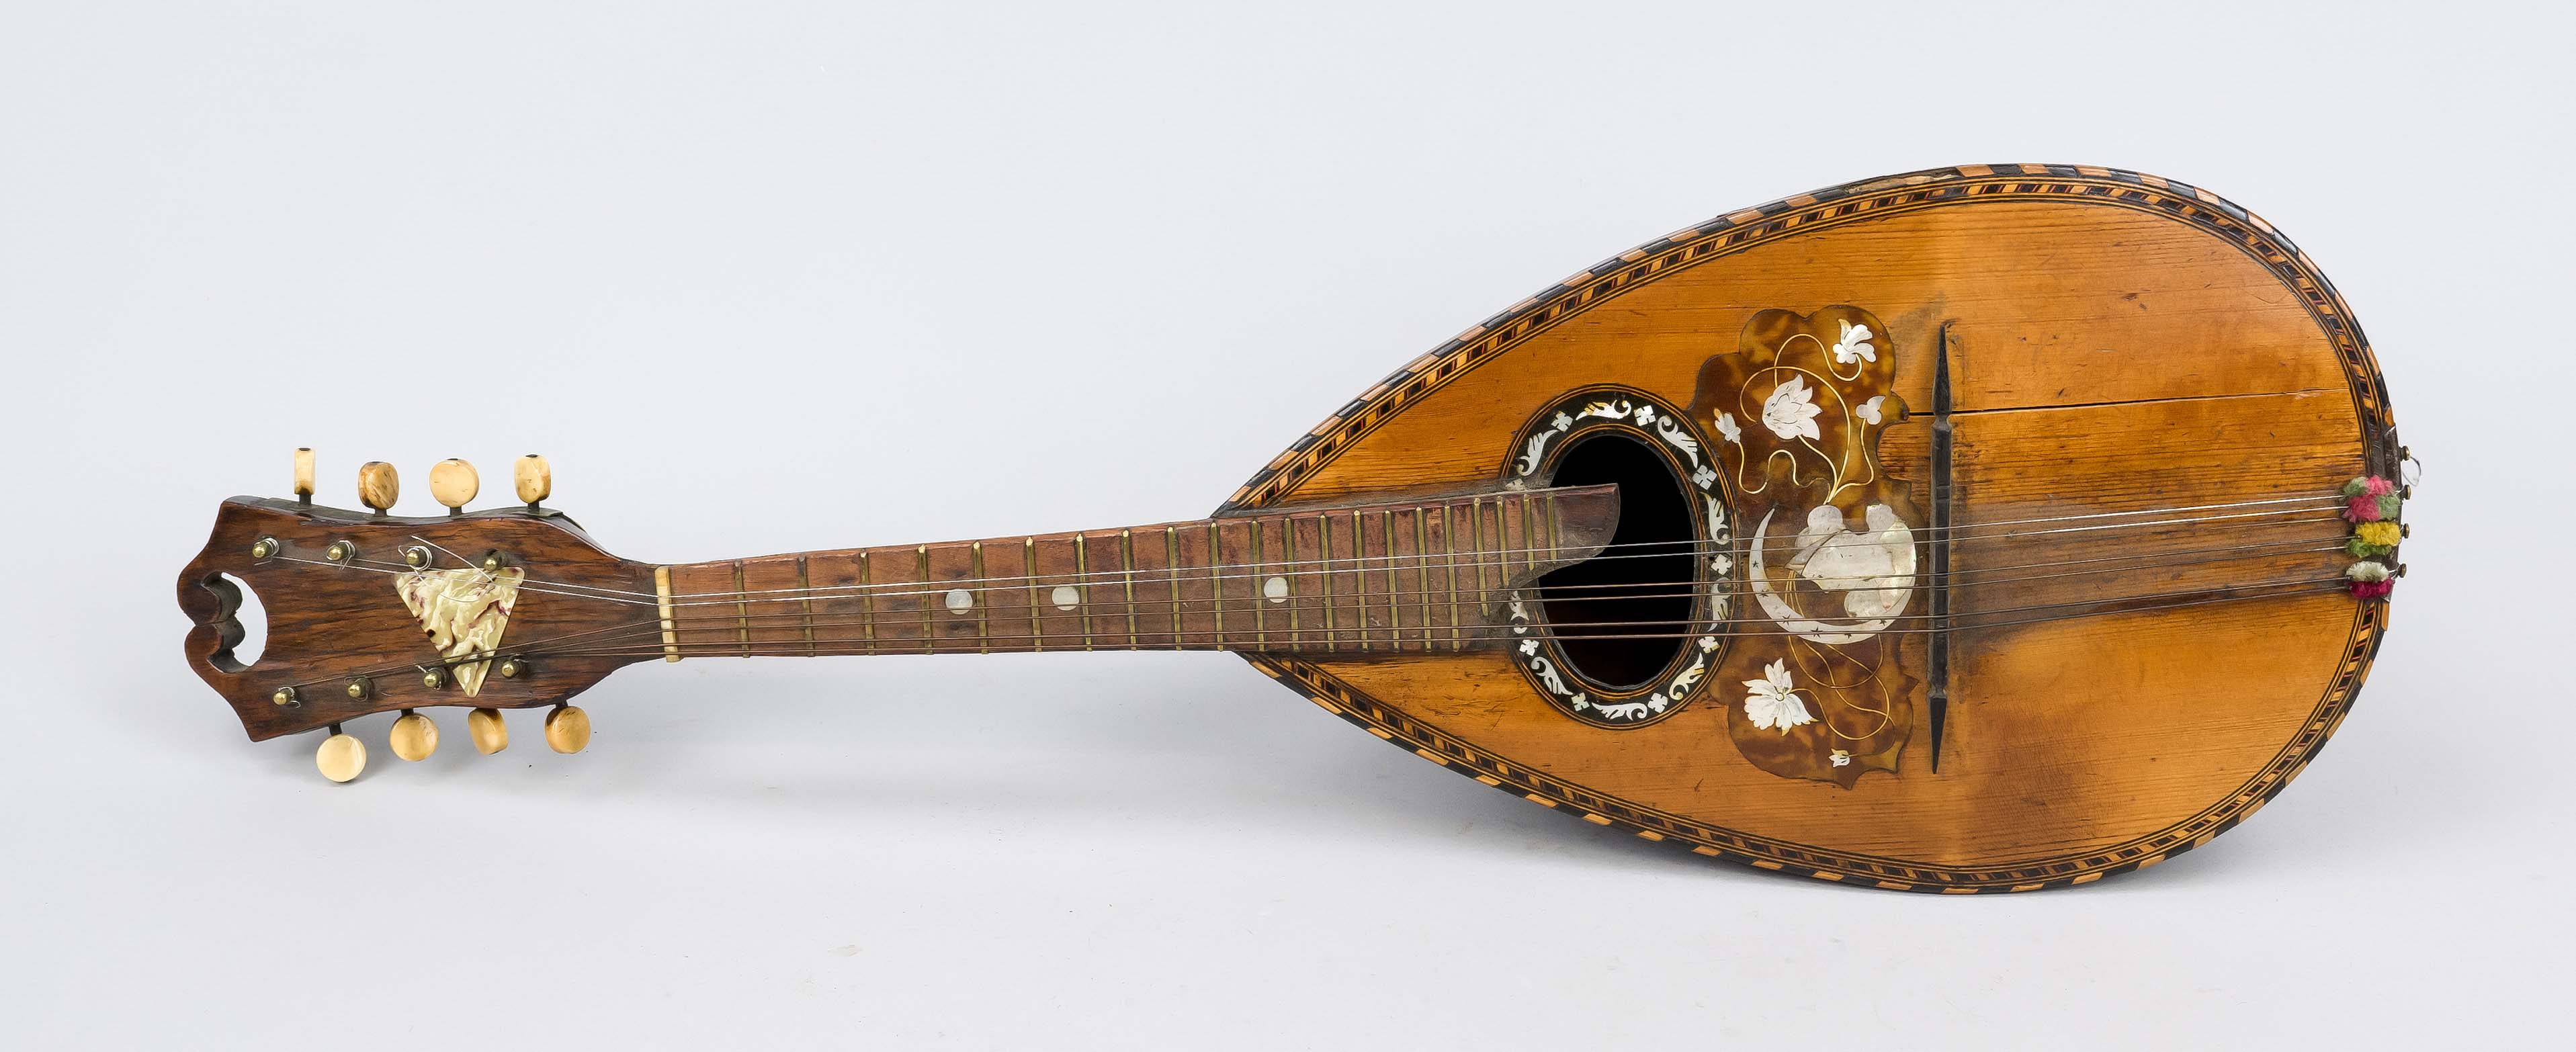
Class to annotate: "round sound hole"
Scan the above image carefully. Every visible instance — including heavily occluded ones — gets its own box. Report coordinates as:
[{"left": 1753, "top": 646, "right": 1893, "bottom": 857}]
[{"left": 1538, "top": 432, "right": 1697, "bottom": 690}]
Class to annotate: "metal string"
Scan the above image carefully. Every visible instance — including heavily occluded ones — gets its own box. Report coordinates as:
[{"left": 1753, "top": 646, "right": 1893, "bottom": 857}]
[{"left": 504, "top": 578, "right": 2356, "bottom": 662}]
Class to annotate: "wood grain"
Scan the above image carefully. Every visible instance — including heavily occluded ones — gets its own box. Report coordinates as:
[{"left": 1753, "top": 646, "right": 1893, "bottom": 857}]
[
  {"left": 1232, "top": 167, "right": 2393, "bottom": 890},
  {"left": 177, "top": 165, "right": 2397, "bottom": 891}
]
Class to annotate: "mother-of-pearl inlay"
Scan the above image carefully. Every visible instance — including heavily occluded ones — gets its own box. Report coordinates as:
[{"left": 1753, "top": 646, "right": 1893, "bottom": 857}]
[
  {"left": 1051, "top": 585, "right": 1080, "bottom": 611},
  {"left": 1264, "top": 576, "right": 1289, "bottom": 603},
  {"left": 943, "top": 588, "right": 973, "bottom": 613}
]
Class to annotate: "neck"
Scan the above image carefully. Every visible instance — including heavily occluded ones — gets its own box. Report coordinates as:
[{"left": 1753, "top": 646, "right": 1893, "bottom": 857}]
[{"left": 650, "top": 486, "right": 1617, "bottom": 660}]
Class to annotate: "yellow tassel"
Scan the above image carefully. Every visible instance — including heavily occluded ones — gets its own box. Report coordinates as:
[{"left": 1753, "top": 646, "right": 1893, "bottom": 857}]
[{"left": 2355, "top": 521, "right": 2401, "bottom": 547}]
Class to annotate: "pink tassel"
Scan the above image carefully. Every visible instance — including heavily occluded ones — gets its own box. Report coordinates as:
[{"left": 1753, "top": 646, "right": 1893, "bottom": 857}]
[
  {"left": 2360, "top": 476, "right": 2393, "bottom": 497},
  {"left": 2345, "top": 494, "right": 2382, "bottom": 522},
  {"left": 2348, "top": 580, "right": 2393, "bottom": 599}
]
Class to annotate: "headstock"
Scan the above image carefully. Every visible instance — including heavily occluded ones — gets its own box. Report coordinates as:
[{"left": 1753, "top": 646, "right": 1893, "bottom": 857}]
[{"left": 178, "top": 453, "right": 656, "bottom": 779}]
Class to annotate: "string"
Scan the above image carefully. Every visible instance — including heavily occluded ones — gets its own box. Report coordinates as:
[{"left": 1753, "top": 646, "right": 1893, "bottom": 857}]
[
  {"left": 495, "top": 535, "right": 2349, "bottom": 635},
  {"left": 640, "top": 498, "right": 2351, "bottom": 603},
  {"left": 279, "top": 520, "right": 2346, "bottom": 653},
  {"left": 312, "top": 503, "right": 2351, "bottom": 612},
  {"left": 270, "top": 556, "right": 2358, "bottom": 692},
  {"left": 501, "top": 578, "right": 2355, "bottom": 662}
]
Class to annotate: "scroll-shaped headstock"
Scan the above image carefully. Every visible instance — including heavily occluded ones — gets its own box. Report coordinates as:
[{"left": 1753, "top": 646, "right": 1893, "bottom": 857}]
[{"left": 177, "top": 490, "right": 658, "bottom": 741}]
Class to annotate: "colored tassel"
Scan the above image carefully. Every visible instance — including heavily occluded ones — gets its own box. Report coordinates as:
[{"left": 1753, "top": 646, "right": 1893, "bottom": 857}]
[
  {"left": 2377, "top": 492, "right": 2402, "bottom": 520},
  {"left": 2345, "top": 562, "right": 2391, "bottom": 582},
  {"left": 2355, "top": 521, "right": 2401, "bottom": 547},
  {"left": 2348, "top": 579, "right": 2393, "bottom": 599},
  {"left": 2345, "top": 494, "right": 2382, "bottom": 522},
  {"left": 2342, "top": 476, "right": 2394, "bottom": 498},
  {"left": 2347, "top": 537, "right": 2393, "bottom": 558}
]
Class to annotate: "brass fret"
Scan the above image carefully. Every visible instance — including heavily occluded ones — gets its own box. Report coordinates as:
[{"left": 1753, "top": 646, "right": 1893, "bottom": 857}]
[
  {"left": 859, "top": 550, "right": 876, "bottom": 654},
  {"left": 796, "top": 555, "right": 816, "bottom": 656},
  {"left": 1504, "top": 492, "right": 1525, "bottom": 574},
  {"left": 1465, "top": 498, "right": 1484, "bottom": 642},
  {"left": 1121, "top": 528, "right": 1138, "bottom": 647},
  {"left": 732, "top": 560, "right": 751, "bottom": 656},
  {"left": 1207, "top": 521, "right": 1225, "bottom": 643},
  {"left": 1025, "top": 537, "right": 1042, "bottom": 654},
  {"left": 971, "top": 541, "right": 990, "bottom": 654},
  {"left": 1381, "top": 509, "right": 1400, "bottom": 651},
  {"left": 1414, "top": 507, "right": 1433, "bottom": 649},
  {"left": 1285, "top": 515, "right": 1301, "bottom": 644},
  {"left": 1320, "top": 513, "right": 1338, "bottom": 648},
  {"left": 1166, "top": 526, "right": 1182, "bottom": 648},
  {"left": 1480, "top": 498, "right": 1500, "bottom": 596},
  {"left": 1349, "top": 513, "right": 1369, "bottom": 652},
  {"left": 1250, "top": 519, "right": 1266, "bottom": 648},
  {"left": 1075, "top": 533, "right": 1094, "bottom": 651},
  {"left": 916, "top": 545, "right": 933, "bottom": 654},
  {"left": 1445, "top": 502, "right": 1463, "bottom": 650}
]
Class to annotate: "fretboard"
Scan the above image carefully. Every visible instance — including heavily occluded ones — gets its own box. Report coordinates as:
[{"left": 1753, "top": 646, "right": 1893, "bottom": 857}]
[{"left": 656, "top": 485, "right": 1617, "bottom": 658}]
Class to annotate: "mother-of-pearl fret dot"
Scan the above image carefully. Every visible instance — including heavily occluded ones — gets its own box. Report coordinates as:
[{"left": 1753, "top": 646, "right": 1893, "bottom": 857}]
[
  {"left": 1264, "top": 576, "right": 1289, "bottom": 603},
  {"left": 1051, "top": 585, "right": 1080, "bottom": 611},
  {"left": 943, "top": 588, "right": 972, "bottom": 614}
]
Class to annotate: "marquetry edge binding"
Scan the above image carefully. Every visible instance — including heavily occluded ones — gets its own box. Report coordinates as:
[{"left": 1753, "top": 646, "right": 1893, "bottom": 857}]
[
  {"left": 1224, "top": 163, "right": 2395, "bottom": 892},
  {"left": 654, "top": 566, "right": 681, "bottom": 663}
]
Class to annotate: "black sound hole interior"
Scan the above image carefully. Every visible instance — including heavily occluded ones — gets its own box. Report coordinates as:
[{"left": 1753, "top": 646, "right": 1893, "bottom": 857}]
[{"left": 1538, "top": 432, "right": 1695, "bottom": 691}]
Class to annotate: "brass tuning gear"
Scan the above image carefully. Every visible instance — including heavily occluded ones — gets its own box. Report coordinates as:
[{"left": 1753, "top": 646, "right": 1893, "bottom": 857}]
[
  {"left": 357, "top": 462, "right": 400, "bottom": 514},
  {"left": 429, "top": 458, "right": 478, "bottom": 515}
]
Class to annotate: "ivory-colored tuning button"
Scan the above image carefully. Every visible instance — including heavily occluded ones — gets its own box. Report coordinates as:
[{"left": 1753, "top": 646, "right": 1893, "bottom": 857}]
[
  {"left": 544, "top": 705, "right": 591, "bottom": 754},
  {"left": 357, "top": 462, "right": 400, "bottom": 513},
  {"left": 429, "top": 458, "right": 479, "bottom": 513},
  {"left": 316, "top": 727, "right": 367, "bottom": 783},
  {"left": 466, "top": 707, "right": 509, "bottom": 754},
  {"left": 514, "top": 453, "right": 551, "bottom": 507},
  {"left": 293, "top": 447, "right": 316, "bottom": 501},
  {"left": 389, "top": 710, "right": 439, "bottom": 762}
]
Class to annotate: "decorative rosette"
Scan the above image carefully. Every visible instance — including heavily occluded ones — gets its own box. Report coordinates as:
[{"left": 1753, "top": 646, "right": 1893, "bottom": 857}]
[{"left": 2340, "top": 476, "right": 2402, "bottom": 599}]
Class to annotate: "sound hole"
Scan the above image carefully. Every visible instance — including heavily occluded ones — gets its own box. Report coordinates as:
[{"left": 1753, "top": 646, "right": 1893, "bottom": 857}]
[{"left": 1539, "top": 432, "right": 1695, "bottom": 690}]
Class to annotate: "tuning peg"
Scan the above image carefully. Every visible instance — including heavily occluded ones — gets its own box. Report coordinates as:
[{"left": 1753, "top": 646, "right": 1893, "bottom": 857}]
[
  {"left": 514, "top": 453, "right": 551, "bottom": 510},
  {"left": 357, "top": 462, "right": 400, "bottom": 514},
  {"left": 316, "top": 725, "right": 367, "bottom": 783},
  {"left": 293, "top": 447, "right": 315, "bottom": 506},
  {"left": 544, "top": 705, "right": 591, "bottom": 754},
  {"left": 466, "top": 707, "right": 509, "bottom": 754},
  {"left": 429, "top": 458, "right": 479, "bottom": 516},
  {"left": 389, "top": 709, "right": 439, "bottom": 761}
]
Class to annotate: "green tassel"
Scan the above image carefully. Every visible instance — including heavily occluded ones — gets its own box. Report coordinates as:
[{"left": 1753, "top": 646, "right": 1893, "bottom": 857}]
[
  {"left": 2347, "top": 537, "right": 2394, "bottom": 558},
  {"left": 2342, "top": 477, "right": 2371, "bottom": 497},
  {"left": 2377, "top": 492, "right": 2401, "bottom": 519}
]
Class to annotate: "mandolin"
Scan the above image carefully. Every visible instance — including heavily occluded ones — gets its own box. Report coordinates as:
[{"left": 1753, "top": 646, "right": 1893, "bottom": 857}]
[{"left": 179, "top": 164, "right": 2409, "bottom": 893}]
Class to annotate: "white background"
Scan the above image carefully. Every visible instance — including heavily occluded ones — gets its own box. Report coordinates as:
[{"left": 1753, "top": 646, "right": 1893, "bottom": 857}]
[{"left": 3, "top": 2, "right": 2565, "bottom": 1048}]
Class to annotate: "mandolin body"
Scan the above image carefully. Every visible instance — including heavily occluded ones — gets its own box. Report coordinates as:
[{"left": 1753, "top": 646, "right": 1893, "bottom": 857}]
[
  {"left": 177, "top": 164, "right": 2401, "bottom": 893},
  {"left": 1220, "top": 165, "right": 2395, "bottom": 891}
]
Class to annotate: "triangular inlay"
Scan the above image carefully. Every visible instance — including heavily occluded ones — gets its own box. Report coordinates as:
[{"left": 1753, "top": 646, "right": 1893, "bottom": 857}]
[{"left": 394, "top": 567, "right": 524, "bottom": 696}]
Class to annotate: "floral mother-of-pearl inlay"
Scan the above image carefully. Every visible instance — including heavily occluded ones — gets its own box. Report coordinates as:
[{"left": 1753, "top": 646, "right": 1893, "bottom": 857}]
[
  {"left": 1686, "top": 305, "right": 1920, "bottom": 789},
  {"left": 1504, "top": 388, "right": 1734, "bottom": 727},
  {"left": 394, "top": 564, "right": 525, "bottom": 697},
  {"left": 1746, "top": 503, "right": 1918, "bottom": 645}
]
